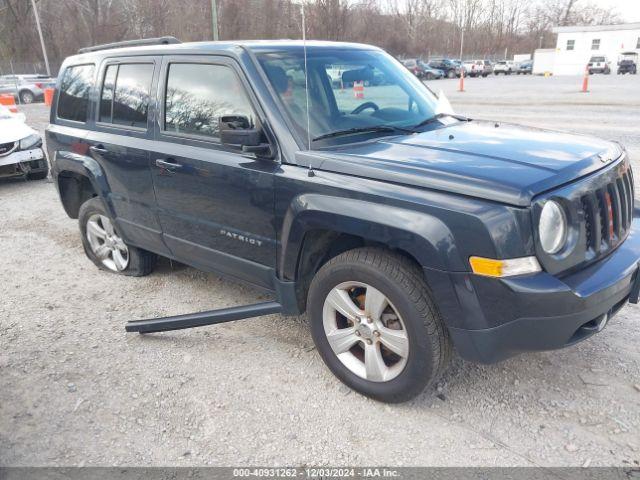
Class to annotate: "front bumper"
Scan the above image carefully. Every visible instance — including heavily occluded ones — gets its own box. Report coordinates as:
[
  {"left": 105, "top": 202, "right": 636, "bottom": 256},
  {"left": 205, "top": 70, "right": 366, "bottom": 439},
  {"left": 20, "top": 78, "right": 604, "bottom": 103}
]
[
  {"left": 429, "top": 210, "right": 640, "bottom": 364},
  {"left": 0, "top": 147, "right": 47, "bottom": 178}
]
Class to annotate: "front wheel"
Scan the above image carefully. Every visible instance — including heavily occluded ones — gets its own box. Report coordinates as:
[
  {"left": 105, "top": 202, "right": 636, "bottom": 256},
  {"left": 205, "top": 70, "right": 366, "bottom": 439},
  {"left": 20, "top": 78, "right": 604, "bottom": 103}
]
[
  {"left": 78, "top": 197, "right": 157, "bottom": 276},
  {"left": 307, "top": 248, "right": 451, "bottom": 403}
]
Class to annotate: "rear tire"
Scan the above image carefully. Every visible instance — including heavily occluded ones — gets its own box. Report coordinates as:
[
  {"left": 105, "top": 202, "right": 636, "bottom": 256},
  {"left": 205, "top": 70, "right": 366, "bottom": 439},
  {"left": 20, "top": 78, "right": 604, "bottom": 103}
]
[
  {"left": 78, "top": 197, "right": 157, "bottom": 276},
  {"left": 19, "top": 90, "right": 35, "bottom": 104},
  {"left": 307, "top": 247, "right": 451, "bottom": 403}
]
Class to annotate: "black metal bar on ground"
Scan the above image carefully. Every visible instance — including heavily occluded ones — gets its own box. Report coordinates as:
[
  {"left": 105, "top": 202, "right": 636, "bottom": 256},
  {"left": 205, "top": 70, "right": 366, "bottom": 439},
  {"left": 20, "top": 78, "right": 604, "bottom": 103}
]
[{"left": 125, "top": 301, "right": 282, "bottom": 334}]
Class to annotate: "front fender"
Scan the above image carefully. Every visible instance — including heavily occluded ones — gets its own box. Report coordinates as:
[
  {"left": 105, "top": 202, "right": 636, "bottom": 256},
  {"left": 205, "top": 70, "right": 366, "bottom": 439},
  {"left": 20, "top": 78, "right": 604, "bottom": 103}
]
[{"left": 280, "top": 193, "right": 465, "bottom": 279}]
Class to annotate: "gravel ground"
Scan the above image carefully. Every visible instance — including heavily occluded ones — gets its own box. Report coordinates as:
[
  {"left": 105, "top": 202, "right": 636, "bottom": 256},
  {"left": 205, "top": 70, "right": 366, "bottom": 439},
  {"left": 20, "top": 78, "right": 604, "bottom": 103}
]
[{"left": 1, "top": 74, "right": 640, "bottom": 467}]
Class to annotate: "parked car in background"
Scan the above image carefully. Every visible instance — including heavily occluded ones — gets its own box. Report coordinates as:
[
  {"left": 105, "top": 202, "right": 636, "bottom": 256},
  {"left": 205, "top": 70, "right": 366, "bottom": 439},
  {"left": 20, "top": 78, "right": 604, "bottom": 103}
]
[
  {"left": 588, "top": 56, "right": 611, "bottom": 74},
  {"left": 401, "top": 58, "right": 423, "bottom": 77},
  {"left": 463, "top": 59, "right": 491, "bottom": 77},
  {"left": 516, "top": 60, "right": 533, "bottom": 74},
  {"left": 401, "top": 59, "right": 443, "bottom": 80},
  {"left": 617, "top": 52, "right": 637, "bottom": 75},
  {"left": 0, "top": 74, "right": 56, "bottom": 104},
  {"left": 419, "top": 61, "right": 444, "bottom": 80},
  {"left": 493, "top": 60, "right": 517, "bottom": 75},
  {"left": 483, "top": 60, "right": 494, "bottom": 76},
  {"left": 427, "top": 59, "right": 461, "bottom": 78},
  {"left": 0, "top": 105, "right": 48, "bottom": 180}
]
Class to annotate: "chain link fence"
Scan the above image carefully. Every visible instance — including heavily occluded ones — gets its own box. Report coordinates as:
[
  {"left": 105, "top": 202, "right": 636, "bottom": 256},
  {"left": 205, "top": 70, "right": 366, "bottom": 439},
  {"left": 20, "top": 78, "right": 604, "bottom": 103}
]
[{"left": 0, "top": 60, "right": 61, "bottom": 77}]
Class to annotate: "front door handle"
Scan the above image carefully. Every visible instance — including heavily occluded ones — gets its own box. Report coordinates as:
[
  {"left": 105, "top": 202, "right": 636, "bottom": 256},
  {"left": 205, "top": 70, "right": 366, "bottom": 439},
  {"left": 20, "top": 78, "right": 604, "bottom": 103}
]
[
  {"left": 155, "top": 158, "right": 183, "bottom": 172},
  {"left": 90, "top": 145, "right": 108, "bottom": 155}
]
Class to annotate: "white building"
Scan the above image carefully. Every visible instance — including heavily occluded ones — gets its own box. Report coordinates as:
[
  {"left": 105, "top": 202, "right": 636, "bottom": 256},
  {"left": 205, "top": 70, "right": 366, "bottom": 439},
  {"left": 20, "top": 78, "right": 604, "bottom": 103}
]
[
  {"left": 532, "top": 49, "right": 556, "bottom": 74},
  {"left": 548, "top": 22, "right": 640, "bottom": 75}
]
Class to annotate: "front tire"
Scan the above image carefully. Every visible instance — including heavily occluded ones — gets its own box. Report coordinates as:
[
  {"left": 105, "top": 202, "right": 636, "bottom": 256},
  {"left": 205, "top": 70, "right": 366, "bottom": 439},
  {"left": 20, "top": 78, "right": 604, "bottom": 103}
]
[
  {"left": 307, "top": 248, "right": 451, "bottom": 403},
  {"left": 78, "top": 197, "right": 157, "bottom": 276}
]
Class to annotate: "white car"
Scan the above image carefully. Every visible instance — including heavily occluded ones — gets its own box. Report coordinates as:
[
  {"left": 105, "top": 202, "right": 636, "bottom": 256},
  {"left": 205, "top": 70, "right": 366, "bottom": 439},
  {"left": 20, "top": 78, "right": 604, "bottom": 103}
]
[
  {"left": 493, "top": 61, "right": 517, "bottom": 75},
  {"left": 0, "top": 105, "right": 48, "bottom": 180},
  {"left": 588, "top": 56, "right": 611, "bottom": 74},
  {"left": 462, "top": 59, "right": 490, "bottom": 77}
]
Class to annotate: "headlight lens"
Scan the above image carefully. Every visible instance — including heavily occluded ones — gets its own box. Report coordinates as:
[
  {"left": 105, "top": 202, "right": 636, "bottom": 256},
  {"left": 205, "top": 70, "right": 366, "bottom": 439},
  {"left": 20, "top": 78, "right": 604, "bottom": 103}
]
[
  {"left": 539, "top": 200, "right": 567, "bottom": 254},
  {"left": 19, "top": 133, "right": 41, "bottom": 150}
]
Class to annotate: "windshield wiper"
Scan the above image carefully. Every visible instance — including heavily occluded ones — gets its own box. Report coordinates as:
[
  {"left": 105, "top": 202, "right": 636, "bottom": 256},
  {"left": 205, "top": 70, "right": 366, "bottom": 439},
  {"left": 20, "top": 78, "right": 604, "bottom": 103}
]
[
  {"left": 312, "top": 125, "right": 414, "bottom": 142},
  {"left": 411, "top": 113, "right": 470, "bottom": 130}
]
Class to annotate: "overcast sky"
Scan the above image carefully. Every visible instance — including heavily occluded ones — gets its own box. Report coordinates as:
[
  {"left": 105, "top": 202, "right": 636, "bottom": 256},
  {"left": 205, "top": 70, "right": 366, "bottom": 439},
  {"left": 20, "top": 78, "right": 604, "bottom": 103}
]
[{"left": 595, "top": 0, "right": 640, "bottom": 22}]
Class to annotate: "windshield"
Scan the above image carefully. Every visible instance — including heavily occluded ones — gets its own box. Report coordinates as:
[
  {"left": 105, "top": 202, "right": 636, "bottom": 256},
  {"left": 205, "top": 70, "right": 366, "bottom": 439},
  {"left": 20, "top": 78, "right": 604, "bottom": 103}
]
[{"left": 257, "top": 48, "right": 438, "bottom": 146}]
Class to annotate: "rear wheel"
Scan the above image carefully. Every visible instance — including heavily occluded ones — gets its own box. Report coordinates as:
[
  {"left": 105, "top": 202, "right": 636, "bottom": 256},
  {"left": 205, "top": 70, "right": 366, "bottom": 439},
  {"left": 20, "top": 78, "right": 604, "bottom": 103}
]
[
  {"left": 19, "top": 90, "right": 34, "bottom": 104},
  {"left": 78, "top": 197, "right": 157, "bottom": 276},
  {"left": 447, "top": 70, "right": 456, "bottom": 79},
  {"left": 308, "top": 248, "right": 451, "bottom": 403}
]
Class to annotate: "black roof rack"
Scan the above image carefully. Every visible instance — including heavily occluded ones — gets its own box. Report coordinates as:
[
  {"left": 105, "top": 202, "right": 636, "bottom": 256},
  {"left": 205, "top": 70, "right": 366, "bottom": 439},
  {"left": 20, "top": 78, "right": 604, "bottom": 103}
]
[{"left": 78, "top": 36, "right": 180, "bottom": 54}]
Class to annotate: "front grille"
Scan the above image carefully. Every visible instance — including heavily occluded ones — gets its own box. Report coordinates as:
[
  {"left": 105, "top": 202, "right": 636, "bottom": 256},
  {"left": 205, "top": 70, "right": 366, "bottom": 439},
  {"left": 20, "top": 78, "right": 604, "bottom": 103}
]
[
  {"left": 0, "top": 141, "right": 17, "bottom": 156},
  {"left": 582, "top": 167, "right": 634, "bottom": 253}
]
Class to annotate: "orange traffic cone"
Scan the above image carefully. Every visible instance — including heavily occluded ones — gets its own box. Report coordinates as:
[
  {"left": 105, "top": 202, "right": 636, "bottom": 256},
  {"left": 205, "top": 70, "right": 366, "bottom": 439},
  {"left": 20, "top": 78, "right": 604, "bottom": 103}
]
[
  {"left": 353, "top": 81, "right": 364, "bottom": 99},
  {"left": 0, "top": 94, "right": 18, "bottom": 113},
  {"left": 582, "top": 64, "right": 589, "bottom": 93}
]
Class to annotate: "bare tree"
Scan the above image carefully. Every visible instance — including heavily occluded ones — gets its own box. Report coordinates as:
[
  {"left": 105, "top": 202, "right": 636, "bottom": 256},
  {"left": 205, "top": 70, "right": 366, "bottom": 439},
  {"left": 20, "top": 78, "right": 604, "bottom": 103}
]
[{"left": 0, "top": 0, "right": 623, "bottom": 74}]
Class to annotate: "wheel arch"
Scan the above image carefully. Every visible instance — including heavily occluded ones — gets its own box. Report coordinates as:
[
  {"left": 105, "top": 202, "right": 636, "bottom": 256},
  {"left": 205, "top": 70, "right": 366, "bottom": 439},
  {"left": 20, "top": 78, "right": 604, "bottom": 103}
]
[
  {"left": 54, "top": 153, "right": 111, "bottom": 219},
  {"left": 279, "top": 194, "right": 465, "bottom": 309}
]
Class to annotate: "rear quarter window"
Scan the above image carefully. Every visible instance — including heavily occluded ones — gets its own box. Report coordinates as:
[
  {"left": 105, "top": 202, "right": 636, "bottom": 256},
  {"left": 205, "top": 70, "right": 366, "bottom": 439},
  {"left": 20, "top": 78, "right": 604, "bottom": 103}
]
[{"left": 57, "top": 64, "right": 95, "bottom": 123}]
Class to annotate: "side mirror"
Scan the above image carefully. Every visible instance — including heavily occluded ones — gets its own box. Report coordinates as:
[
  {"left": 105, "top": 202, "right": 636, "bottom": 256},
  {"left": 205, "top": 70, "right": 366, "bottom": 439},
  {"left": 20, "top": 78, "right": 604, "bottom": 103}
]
[{"left": 219, "top": 115, "right": 273, "bottom": 158}]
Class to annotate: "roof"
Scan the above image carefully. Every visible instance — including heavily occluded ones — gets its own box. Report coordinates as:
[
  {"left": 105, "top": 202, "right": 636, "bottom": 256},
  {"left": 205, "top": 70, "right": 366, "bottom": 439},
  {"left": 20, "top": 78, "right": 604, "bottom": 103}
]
[
  {"left": 553, "top": 22, "right": 640, "bottom": 34},
  {"left": 68, "top": 39, "right": 379, "bottom": 62}
]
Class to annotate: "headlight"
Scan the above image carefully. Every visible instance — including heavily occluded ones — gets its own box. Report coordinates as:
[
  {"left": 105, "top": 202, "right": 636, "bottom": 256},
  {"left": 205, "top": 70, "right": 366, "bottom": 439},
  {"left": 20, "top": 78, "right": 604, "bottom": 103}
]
[
  {"left": 19, "top": 133, "right": 41, "bottom": 150},
  {"left": 539, "top": 200, "right": 567, "bottom": 254}
]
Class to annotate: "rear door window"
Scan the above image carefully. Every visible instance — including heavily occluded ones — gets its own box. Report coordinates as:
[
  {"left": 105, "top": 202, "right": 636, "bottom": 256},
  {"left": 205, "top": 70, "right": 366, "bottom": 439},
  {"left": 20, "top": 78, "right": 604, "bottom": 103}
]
[
  {"left": 99, "top": 62, "right": 154, "bottom": 128},
  {"left": 57, "top": 64, "right": 95, "bottom": 122},
  {"left": 163, "top": 62, "right": 254, "bottom": 139}
]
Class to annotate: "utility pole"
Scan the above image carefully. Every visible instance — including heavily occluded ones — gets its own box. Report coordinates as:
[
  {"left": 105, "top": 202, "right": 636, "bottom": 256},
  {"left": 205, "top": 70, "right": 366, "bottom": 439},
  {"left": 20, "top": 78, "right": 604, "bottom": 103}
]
[
  {"left": 458, "top": 4, "right": 465, "bottom": 92},
  {"left": 211, "top": 0, "right": 219, "bottom": 41},
  {"left": 539, "top": 35, "right": 544, "bottom": 49},
  {"left": 30, "top": 0, "right": 51, "bottom": 76}
]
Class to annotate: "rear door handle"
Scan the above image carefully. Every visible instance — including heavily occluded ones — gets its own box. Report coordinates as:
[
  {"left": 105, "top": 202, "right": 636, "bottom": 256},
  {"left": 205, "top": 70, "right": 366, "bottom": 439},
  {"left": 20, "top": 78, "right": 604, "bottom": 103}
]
[
  {"left": 90, "top": 145, "right": 108, "bottom": 155},
  {"left": 155, "top": 158, "right": 183, "bottom": 171}
]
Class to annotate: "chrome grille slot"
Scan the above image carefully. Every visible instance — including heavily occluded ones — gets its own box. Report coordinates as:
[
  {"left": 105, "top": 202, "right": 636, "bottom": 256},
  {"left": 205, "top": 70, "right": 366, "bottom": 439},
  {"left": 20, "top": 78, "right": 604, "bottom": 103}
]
[
  {"left": 0, "top": 141, "right": 17, "bottom": 157},
  {"left": 582, "top": 167, "right": 634, "bottom": 254}
]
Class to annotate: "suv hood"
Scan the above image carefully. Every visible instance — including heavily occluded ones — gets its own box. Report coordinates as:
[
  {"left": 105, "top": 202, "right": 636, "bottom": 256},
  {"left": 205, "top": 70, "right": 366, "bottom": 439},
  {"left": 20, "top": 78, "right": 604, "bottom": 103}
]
[{"left": 298, "top": 120, "right": 619, "bottom": 207}]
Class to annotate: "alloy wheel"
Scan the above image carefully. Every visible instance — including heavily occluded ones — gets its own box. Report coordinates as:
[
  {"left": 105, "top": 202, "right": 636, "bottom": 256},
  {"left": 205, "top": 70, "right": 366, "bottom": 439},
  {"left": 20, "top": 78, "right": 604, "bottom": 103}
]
[
  {"left": 86, "top": 214, "right": 129, "bottom": 272},
  {"left": 20, "top": 92, "right": 34, "bottom": 104},
  {"left": 322, "top": 281, "right": 409, "bottom": 382}
]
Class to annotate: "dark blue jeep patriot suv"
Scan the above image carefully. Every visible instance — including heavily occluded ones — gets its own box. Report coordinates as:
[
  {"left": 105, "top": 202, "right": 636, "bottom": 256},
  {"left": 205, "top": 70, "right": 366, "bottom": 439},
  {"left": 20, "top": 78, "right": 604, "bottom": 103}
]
[{"left": 46, "top": 38, "right": 640, "bottom": 402}]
